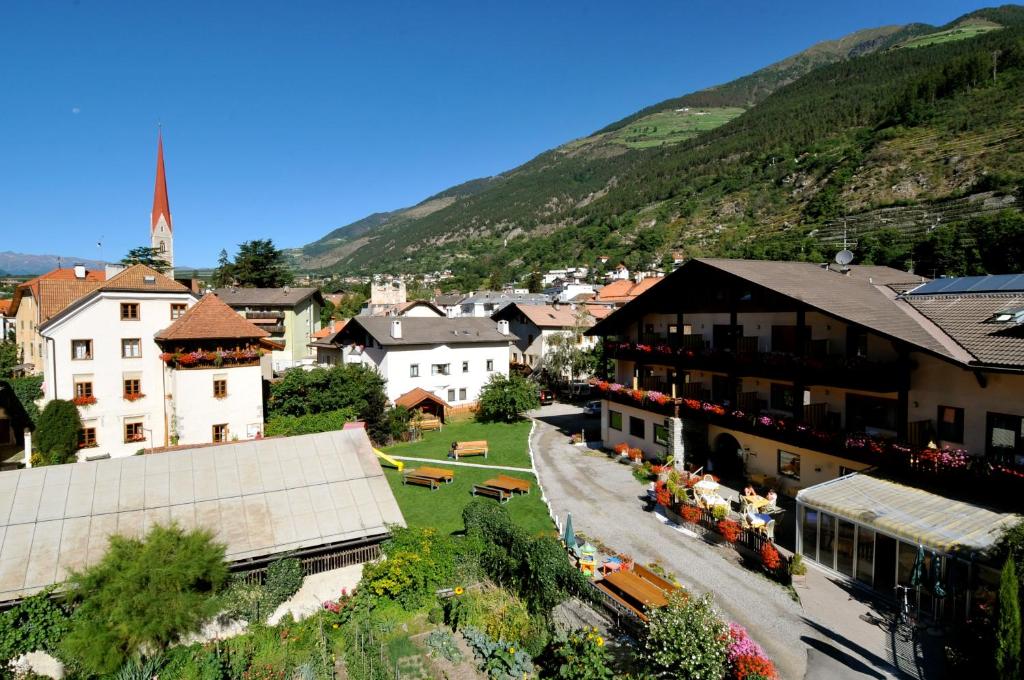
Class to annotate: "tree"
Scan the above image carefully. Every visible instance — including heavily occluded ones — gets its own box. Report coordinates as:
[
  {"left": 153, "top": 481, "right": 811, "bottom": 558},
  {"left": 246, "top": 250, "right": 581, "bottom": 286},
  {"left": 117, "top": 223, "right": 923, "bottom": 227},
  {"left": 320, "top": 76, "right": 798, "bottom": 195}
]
[
  {"left": 231, "top": 239, "right": 293, "bottom": 288},
  {"left": 0, "top": 341, "right": 20, "bottom": 379},
  {"left": 120, "top": 246, "right": 171, "bottom": 273},
  {"left": 59, "top": 524, "right": 228, "bottom": 675},
  {"left": 34, "top": 399, "right": 82, "bottom": 465},
  {"left": 211, "top": 248, "right": 235, "bottom": 288},
  {"left": 527, "top": 271, "right": 543, "bottom": 294},
  {"left": 640, "top": 592, "right": 728, "bottom": 679},
  {"left": 542, "top": 309, "right": 596, "bottom": 392},
  {"left": 476, "top": 373, "right": 541, "bottom": 423},
  {"left": 319, "top": 297, "right": 337, "bottom": 327},
  {"left": 996, "top": 559, "right": 1021, "bottom": 680}
]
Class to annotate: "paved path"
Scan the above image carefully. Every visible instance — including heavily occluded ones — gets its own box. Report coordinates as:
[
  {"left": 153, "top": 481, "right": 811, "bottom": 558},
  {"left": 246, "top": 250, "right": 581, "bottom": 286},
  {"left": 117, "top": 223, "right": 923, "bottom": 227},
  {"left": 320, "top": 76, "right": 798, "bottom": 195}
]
[
  {"left": 389, "top": 455, "right": 534, "bottom": 472},
  {"left": 530, "top": 404, "right": 927, "bottom": 680}
]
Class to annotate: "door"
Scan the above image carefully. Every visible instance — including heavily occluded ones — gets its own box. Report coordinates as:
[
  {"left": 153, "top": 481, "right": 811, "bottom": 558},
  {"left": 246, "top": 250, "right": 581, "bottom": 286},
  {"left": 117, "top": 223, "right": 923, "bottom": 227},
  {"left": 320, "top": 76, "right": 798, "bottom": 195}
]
[
  {"left": 874, "top": 533, "right": 897, "bottom": 595},
  {"left": 0, "top": 417, "right": 9, "bottom": 445}
]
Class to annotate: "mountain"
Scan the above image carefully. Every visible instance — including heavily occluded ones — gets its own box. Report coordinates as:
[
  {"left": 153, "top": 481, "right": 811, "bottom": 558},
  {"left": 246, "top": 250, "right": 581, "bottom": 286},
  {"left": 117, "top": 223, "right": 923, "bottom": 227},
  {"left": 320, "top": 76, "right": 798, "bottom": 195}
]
[
  {"left": 0, "top": 251, "right": 107, "bottom": 276},
  {"left": 293, "top": 6, "right": 1024, "bottom": 280}
]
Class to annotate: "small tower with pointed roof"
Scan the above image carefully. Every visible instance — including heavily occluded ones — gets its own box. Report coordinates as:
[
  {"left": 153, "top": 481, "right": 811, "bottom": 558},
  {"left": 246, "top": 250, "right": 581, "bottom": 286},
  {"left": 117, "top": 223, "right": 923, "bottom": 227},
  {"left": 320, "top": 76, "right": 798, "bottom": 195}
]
[{"left": 151, "top": 130, "right": 174, "bottom": 278}]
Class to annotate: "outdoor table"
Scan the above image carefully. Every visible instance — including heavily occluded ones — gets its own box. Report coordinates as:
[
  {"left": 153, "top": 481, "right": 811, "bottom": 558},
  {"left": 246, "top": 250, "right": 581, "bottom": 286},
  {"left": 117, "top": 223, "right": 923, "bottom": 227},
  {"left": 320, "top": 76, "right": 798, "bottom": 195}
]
[
  {"left": 744, "top": 494, "right": 770, "bottom": 511},
  {"left": 603, "top": 570, "right": 670, "bottom": 609},
  {"left": 601, "top": 557, "right": 623, "bottom": 575},
  {"left": 415, "top": 466, "right": 454, "bottom": 483},
  {"left": 481, "top": 478, "right": 521, "bottom": 495}
]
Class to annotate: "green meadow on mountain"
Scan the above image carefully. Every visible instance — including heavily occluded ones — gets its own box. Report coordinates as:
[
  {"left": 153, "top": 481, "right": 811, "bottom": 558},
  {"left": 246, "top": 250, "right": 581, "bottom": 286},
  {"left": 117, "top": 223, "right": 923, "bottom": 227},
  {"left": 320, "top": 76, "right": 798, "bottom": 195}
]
[{"left": 292, "top": 6, "right": 1024, "bottom": 281}]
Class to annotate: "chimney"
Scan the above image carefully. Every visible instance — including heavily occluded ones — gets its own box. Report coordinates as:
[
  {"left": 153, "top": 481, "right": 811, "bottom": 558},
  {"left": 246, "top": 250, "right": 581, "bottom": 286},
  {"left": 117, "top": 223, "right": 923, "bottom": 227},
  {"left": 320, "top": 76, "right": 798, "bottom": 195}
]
[
  {"left": 497, "top": 319, "right": 510, "bottom": 336},
  {"left": 390, "top": 319, "right": 402, "bottom": 339},
  {"left": 73, "top": 263, "right": 86, "bottom": 279}
]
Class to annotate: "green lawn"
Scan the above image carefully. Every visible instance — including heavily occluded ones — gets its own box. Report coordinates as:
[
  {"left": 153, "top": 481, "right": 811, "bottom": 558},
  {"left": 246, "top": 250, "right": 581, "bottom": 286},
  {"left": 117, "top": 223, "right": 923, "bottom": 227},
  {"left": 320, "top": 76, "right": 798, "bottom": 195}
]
[
  {"left": 609, "top": 107, "right": 745, "bottom": 149},
  {"left": 382, "top": 417, "right": 533, "bottom": 468},
  {"left": 896, "top": 22, "right": 1001, "bottom": 49},
  {"left": 383, "top": 466, "right": 554, "bottom": 536}
]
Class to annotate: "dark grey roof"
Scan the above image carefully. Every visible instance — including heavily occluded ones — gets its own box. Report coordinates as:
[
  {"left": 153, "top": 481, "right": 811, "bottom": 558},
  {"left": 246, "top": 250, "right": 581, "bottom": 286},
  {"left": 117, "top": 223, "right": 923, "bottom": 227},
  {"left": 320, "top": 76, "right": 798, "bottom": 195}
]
[
  {"left": 902, "top": 292, "right": 1024, "bottom": 368},
  {"left": 343, "top": 316, "right": 516, "bottom": 346},
  {"left": 0, "top": 429, "right": 403, "bottom": 602},
  {"left": 461, "top": 291, "right": 550, "bottom": 306},
  {"left": 214, "top": 287, "right": 323, "bottom": 307},
  {"left": 433, "top": 294, "right": 465, "bottom": 307}
]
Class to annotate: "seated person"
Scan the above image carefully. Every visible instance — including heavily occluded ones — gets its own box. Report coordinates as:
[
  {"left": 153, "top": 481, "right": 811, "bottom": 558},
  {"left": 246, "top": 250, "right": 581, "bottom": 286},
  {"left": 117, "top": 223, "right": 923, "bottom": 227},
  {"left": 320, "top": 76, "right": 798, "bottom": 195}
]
[
  {"left": 742, "top": 483, "right": 756, "bottom": 497},
  {"left": 764, "top": 489, "right": 778, "bottom": 510}
]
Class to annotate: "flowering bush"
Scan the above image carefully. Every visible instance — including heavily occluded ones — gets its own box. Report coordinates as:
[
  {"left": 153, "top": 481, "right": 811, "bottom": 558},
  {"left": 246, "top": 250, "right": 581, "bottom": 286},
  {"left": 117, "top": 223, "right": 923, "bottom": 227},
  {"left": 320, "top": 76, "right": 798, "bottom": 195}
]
[
  {"left": 655, "top": 481, "right": 671, "bottom": 507},
  {"left": 717, "top": 519, "right": 741, "bottom": 543},
  {"left": 72, "top": 395, "right": 97, "bottom": 406},
  {"left": 628, "top": 447, "right": 643, "bottom": 462},
  {"left": 640, "top": 593, "right": 728, "bottom": 680},
  {"left": 322, "top": 587, "right": 353, "bottom": 615},
  {"left": 550, "top": 626, "right": 613, "bottom": 680},
  {"left": 726, "top": 623, "right": 778, "bottom": 680},
  {"left": 680, "top": 505, "right": 702, "bottom": 525},
  {"left": 613, "top": 442, "right": 629, "bottom": 455},
  {"left": 760, "top": 543, "right": 781, "bottom": 572}
]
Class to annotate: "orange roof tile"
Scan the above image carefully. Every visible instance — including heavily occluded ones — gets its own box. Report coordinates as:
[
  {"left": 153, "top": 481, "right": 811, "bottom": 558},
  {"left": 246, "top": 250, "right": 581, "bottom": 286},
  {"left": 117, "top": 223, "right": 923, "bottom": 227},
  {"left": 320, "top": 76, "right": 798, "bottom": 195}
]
[
  {"left": 313, "top": 318, "right": 348, "bottom": 339},
  {"left": 395, "top": 387, "right": 450, "bottom": 409},
  {"left": 155, "top": 294, "right": 269, "bottom": 341},
  {"left": 100, "top": 264, "right": 188, "bottom": 293},
  {"left": 502, "top": 303, "right": 594, "bottom": 329},
  {"left": 37, "top": 279, "right": 104, "bottom": 321},
  {"left": 0, "top": 299, "right": 10, "bottom": 316},
  {"left": 596, "top": 280, "right": 633, "bottom": 300}
]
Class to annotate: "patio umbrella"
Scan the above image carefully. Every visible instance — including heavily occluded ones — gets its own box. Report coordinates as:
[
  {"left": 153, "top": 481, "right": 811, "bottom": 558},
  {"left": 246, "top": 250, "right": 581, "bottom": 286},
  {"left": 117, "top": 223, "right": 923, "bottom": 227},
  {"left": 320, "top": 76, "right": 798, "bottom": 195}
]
[
  {"left": 930, "top": 552, "right": 946, "bottom": 598},
  {"left": 563, "top": 513, "right": 577, "bottom": 551},
  {"left": 910, "top": 545, "right": 926, "bottom": 588}
]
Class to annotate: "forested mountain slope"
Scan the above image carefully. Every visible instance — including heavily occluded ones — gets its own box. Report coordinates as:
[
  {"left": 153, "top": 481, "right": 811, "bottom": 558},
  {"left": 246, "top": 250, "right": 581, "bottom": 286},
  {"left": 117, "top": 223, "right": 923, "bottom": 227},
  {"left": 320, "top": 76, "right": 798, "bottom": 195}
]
[{"left": 294, "top": 6, "right": 1024, "bottom": 282}]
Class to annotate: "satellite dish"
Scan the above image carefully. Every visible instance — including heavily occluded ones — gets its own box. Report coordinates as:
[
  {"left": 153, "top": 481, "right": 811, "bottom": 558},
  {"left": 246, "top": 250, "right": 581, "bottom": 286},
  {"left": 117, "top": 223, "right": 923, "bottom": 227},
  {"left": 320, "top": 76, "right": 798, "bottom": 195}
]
[{"left": 835, "top": 249, "right": 854, "bottom": 266}]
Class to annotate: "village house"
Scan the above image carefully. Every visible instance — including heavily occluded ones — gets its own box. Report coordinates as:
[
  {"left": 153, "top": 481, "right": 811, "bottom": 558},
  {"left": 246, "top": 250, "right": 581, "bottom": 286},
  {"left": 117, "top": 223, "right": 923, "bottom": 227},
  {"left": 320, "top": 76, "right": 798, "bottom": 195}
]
[
  {"left": 457, "top": 291, "right": 550, "bottom": 318},
  {"left": 490, "top": 302, "right": 597, "bottom": 374},
  {"left": 213, "top": 286, "right": 323, "bottom": 372},
  {"left": 324, "top": 316, "right": 516, "bottom": 410},
  {"left": 0, "top": 299, "right": 15, "bottom": 342}
]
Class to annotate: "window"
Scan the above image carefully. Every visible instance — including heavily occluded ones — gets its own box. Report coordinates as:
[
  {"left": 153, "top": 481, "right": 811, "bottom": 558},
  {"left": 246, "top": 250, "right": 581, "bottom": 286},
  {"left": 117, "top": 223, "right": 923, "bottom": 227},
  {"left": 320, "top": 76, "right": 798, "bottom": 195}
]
[
  {"left": 770, "top": 383, "right": 796, "bottom": 412},
  {"left": 213, "top": 379, "right": 228, "bottom": 399},
  {"left": 120, "top": 303, "right": 140, "bottom": 320},
  {"left": 462, "top": 361, "right": 469, "bottom": 373},
  {"left": 410, "top": 364, "right": 420, "bottom": 378},
  {"left": 486, "top": 359, "right": 494, "bottom": 371},
  {"left": 654, "top": 423, "right": 669, "bottom": 446},
  {"left": 212, "top": 424, "right": 229, "bottom": 443},
  {"left": 78, "top": 427, "right": 97, "bottom": 449},
  {"left": 936, "top": 406, "right": 965, "bottom": 443},
  {"left": 846, "top": 326, "right": 868, "bottom": 359},
  {"left": 987, "top": 412, "right": 1023, "bottom": 462},
  {"left": 629, "top": 416, "right": 645, "bottom": 438},
  {"left": 846, "top": 393, "right": 898, "bottom": 432},
  {"left": 74, "top": 381, "right": 93, "bottom": 398},
  {"left": 459, "top": 388, "right": 467, "bottom": 401},
  {"left": 432, "top": 364, "right": 450, "bottom": 376},
  {"left": 609, "top": 410, "right": 622, "bottom": 431},
  {"left": 123, "top": 378, "right": 141, "bottom": 398},
  {"left": 121, "top": 338, "right": 142, "bottom": 358},
  {"left": 72, "top": 339, "right": 93, "bottom": 360},
  {"left": 124, "top": 422, "right": 145, "bottom": 443},
  {"left": 170, "top": 303, "right": 187, "bottom": 320},
  {"left": 778, "top": 450, "right": 800, "bottom": 480},
  {"left": 447, "top": 388, "right": 456, "bottom": 402}
]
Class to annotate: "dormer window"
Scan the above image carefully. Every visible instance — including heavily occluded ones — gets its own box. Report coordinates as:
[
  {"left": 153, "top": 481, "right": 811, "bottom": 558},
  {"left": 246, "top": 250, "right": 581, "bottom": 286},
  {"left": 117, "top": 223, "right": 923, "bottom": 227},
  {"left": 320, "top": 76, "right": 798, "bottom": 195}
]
[
  {"left": 143, "top": 275, "right": 156, "bottom": 285},
  {"left": 986, "top": 309, "right": 1024, "bottom": 324}
]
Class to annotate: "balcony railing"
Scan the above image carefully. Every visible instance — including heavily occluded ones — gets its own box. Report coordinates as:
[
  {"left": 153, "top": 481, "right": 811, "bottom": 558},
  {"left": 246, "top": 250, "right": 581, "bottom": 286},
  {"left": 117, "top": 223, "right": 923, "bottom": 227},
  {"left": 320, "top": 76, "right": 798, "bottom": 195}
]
[
  {"left": 605, "top": 341, "right": 905, "bottom": 392},
  {"left": 246, "top": 311, "right": 285, "bottom": 320}
]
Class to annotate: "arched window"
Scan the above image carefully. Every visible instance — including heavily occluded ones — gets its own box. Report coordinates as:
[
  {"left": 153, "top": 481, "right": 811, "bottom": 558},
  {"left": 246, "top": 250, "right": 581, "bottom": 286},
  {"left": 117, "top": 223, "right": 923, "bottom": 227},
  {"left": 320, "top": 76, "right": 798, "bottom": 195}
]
[{"left": 158, "top": 241, "right": 166, "bottom": 252}]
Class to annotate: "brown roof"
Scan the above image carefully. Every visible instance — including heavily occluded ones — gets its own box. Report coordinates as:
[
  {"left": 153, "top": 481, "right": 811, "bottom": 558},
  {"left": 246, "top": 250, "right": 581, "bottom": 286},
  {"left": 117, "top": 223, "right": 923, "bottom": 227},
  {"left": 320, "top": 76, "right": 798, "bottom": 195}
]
[
  {"left": 100, "top": 264, "right": 189, "bottom": 293},
  {"left": 493, "top": 303, "right": 594, "bottom": 329},
  {"left": 8, "top": 267, "right": 106, "bottom": 317},
  {"left": 395, "top": 387, "right": 450, "bottom": 410},
  {"left": 155, "top": 294, "right": 269, "bottom": 341},
  {"left": 585, "top": 303, "right": 613, "bottom": 320},
  {"left": 902, "top": 293, "right": 1024, "bottom": 368},
  {"left": 214, "top": 287, "right": 323, "bottom": 307},
  {"left": 313, "top": 319, "right": 348, "bottom": 339},
  {"left": 0, "top": 299, "right": 11, "bottom": 316},
  {"left": 596, "top": 277, "right": 665, "bottom": 303},
  {"left": 36, "top": 279, "right": 104, "bottom": 321}
]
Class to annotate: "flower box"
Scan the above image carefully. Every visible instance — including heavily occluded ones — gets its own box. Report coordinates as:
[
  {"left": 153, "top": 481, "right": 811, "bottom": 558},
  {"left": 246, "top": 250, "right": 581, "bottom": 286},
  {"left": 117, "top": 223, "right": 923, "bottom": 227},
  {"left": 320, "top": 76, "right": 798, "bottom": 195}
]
[
  {"left": 123, "top": 393, "right": 145, "bottom": 402},
  {"left": 72, "top": 395, "right": 97, "bottom": 406}
]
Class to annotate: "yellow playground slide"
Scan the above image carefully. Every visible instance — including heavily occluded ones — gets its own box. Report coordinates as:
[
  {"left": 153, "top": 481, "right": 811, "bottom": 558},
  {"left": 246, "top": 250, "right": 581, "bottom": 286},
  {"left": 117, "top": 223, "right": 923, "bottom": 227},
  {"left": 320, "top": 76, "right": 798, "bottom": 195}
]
[{"left": 373, "top": 448, "right": 405, "bottom": 472}]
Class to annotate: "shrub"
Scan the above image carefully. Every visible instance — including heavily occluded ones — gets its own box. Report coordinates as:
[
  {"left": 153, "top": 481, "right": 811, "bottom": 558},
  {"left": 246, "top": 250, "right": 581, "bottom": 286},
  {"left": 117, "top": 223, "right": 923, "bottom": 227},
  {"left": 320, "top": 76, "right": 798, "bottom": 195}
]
[
  {"left": 760, "top": 543, "right": 781, "bottom": 572},
  {"left": 265, "top": 557, "right": 304, "bottom": 608},
  {"left": 681, "top": 505, "right": 702, "bottom": 525},
  {"left": 263, "top": 408, "right": 358, "bottom": 437},
  {"left": 712, "top": 503, "right": 729, "bottom": 521},
  {"left": 640, "top": 592, "right": 728, "bottom": 680},
  {"left": 718, "top": 519, "right": 741, "bottom": 543},
  {"left": 476, "top": 372, "right": 540, "bottom": 422},
  {"left": 628, "top": 447, "right": 643, "bottom": 461},
  {"left": 788, "top": 553, "right": 807, "bottom": 576},
  {"left": 726, "top": 623, "right": 778, "bottom": 680},
  {"left": 361, "top": 527, "right": 457, "bottom": 608},
  {"left": 996, "top": 558, "right": 1021, "bottom": 680},
  {"left": 613, "top": 443, "right": 628, "bottom": 455},
  {"left": 34, "top": 399, "right": 82, "bottom": 465},
  {"left": 0, "top": 587, "right": 71, "bottom": 662},
  {"left": 655, "top": 480, "right": 671, "bottom": 507},
  {"left": 549, "top": 627, "right": 613, "bottom": 680},
  {"left": 59, "top": 524, "right": 228, "bottom": 675}
]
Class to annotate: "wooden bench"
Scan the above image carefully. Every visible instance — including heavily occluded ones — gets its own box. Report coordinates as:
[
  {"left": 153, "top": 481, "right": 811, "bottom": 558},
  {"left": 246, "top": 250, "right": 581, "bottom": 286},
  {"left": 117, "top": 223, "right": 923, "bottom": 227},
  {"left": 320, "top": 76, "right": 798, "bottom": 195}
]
[
  {"left": 451, "top": 440, "right": 488, "bottom": 459},
  {"left": 471, "top": 484, "right": 510, "bottom": 503},
  {"left": 417, "top": 466, "right": 454, "bottom": 484},
  {"left": 415, "top": 416, "right": 443, "bottom": 432},
  {"left": 495, "top": 474, "right": 531, "bottom": 494},
  {"left": 632, "top": 564, "right": 677, "bottom": 593},
  {"left": 402, "top": 474, "right": 439, "bottom": 490}
]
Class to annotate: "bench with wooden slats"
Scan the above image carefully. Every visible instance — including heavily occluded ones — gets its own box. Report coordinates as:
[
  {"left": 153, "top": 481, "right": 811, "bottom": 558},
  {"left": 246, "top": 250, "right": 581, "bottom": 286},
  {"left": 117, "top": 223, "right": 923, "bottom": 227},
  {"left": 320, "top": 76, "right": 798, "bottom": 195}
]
[
  {"left": 415, "top": 416, "right": 443, "bottom": 432},
  {"left": 451, "top": 440, "right": 488, "bottom": 459},
  {"left": 402, "top": 474, "right": 439, "bottom": 490},
  {"left": 494, "top": 474, "right": 531, "bottom": 495},
  {"left": 471, "top": 484, "right": 510, "bottom": 503}
]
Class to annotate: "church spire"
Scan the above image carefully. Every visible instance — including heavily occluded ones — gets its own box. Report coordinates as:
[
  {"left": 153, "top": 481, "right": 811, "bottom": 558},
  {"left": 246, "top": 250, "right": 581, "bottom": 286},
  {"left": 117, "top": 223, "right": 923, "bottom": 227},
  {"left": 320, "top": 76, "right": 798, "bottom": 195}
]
[{"left": 150, "top": 129, "right": 174, "bottom": 275}]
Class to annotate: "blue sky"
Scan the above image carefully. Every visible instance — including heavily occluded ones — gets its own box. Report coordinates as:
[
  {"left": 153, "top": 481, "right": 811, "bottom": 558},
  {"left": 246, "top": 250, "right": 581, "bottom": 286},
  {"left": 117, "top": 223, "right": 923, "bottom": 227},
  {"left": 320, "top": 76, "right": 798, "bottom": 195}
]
[{"left": 0, "top": 0, "right": 987, "bottom": 267}]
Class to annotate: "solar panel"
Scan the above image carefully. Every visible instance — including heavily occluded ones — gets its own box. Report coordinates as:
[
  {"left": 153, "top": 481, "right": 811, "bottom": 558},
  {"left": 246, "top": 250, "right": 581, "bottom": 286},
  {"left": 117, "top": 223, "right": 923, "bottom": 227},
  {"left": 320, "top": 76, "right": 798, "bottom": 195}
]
[{"left": 907, "top": 274, "right": 1024, "bottom": 296}]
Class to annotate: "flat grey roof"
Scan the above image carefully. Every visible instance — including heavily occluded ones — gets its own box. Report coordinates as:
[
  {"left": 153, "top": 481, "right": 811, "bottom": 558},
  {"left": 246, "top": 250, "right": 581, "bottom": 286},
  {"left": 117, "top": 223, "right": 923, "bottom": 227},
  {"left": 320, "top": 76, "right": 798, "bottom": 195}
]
[
  {"left": 214, "top": 287, "right": 323, "bottom": 307},
  {"left": 342, "top": 316, "right": 518, "bottom": 346},
  {"left": 0, "top": 429, "right": 404, "bottom": 601}
]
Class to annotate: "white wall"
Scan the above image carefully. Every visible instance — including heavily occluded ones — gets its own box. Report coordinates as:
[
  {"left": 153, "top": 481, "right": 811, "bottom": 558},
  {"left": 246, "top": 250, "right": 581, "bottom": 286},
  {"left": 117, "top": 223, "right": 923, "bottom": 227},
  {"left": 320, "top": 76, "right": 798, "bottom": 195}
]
[
  {"left": 169, "top": 364, "right": 264, "bottom": 444},
  {"left": 600, "top": 399, "right": 670, "bottom": 458},
  {"left": 353, "top": 342, "right": 511, "bottom": 405},
  {"left": 41, "top": 290, "right": 196, "bottom": 459}
]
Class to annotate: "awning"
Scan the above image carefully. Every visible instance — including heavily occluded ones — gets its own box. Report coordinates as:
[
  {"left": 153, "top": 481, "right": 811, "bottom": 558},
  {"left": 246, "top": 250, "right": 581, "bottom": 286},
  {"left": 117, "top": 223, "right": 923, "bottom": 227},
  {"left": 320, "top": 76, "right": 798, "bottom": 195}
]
[{"left": 797, "top": 473, "right": 1021, "bottom": 554}]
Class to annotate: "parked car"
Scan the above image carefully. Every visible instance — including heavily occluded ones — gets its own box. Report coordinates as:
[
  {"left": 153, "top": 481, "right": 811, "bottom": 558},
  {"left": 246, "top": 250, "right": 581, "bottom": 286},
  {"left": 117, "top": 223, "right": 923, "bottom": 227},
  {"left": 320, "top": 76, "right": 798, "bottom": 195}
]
[
  {"left": 583, "top": 400, "right": 601, "bottom": 416},
  {"left": 539, "top": 388, "right": 555, "bottom": 405}
]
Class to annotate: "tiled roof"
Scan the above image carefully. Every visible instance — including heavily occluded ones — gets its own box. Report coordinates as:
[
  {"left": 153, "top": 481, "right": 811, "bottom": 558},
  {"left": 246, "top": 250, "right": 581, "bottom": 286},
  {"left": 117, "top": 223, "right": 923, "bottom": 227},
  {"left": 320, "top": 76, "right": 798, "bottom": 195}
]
[
  {"left": 313, "top": 319, "right": 348, "bottom": 339},
  {"left": 214, "top": 287, "right": 323, "bottom": 307},
  {"left": 155, "top": 294, "right": 269, "bottom": 342},
  {"left": 8, "top": 267, "right": 105, "bottom": 317},
  {"left": 100, "top": 264, "right": 188, "bottom": 293},
  {"left": 0, "top": 299, "right": 11, "bottom": 316},
  {"left": 36, "top": 279, "right": 104, "bottom": 321},
  {"left": 901, "top": 292, "right": 1024, "bottom": 368},
  {"left": 492, "top": 303, "right": 594, "bottom": 329},
  {"left": 395, "top": 387, "right": 450, "bottom": 409},
  {"left": 596, "top": 277, "right": 664, "bottom": 303},
  {"left": 338, "top": 317, "right": 517, "bottom": 346},
  {"left": 0, "top": 429, "right": 404, "bottom": 601}
]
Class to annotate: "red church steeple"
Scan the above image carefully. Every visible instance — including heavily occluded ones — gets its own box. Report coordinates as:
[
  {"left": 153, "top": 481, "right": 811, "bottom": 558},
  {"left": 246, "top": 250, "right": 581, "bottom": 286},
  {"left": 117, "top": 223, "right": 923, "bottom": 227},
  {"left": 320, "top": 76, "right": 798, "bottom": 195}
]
[{"left": 151, "top": 131, "right": 172, "bottom": 233}]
